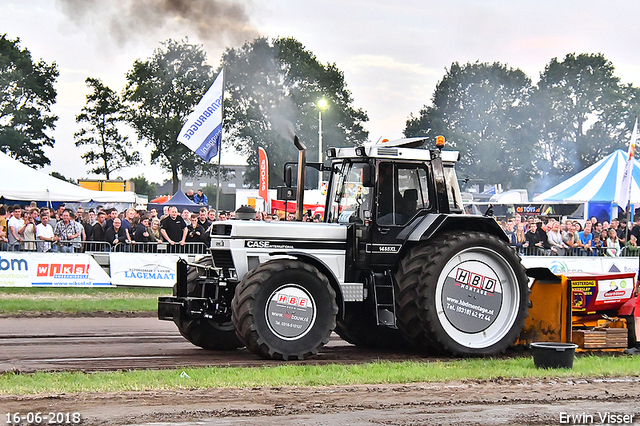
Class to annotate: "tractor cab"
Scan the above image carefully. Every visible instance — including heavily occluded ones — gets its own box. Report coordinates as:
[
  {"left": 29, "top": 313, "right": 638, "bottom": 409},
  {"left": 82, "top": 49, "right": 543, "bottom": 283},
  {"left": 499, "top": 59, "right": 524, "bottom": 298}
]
[{"left": 324, "top": 137, "right": 464, "bottom": 268}]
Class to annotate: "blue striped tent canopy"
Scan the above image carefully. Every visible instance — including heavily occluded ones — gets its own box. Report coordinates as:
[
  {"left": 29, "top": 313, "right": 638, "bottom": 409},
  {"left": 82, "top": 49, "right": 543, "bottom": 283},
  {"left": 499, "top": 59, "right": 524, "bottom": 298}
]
[{"left": 532, "top": 149, "right": 640, "bottom": 204}]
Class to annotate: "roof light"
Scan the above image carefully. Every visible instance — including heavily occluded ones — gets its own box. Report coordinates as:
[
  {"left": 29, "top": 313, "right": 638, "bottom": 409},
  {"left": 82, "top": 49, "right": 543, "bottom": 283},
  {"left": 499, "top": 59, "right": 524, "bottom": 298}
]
[
  {"left": 355, "top": 146, "right": 366, "bottom": 157},
  {"left": 326, "top": 148, "right": 336, "bottom": 158},
  {"left": 436, "top": 135, "right": 445, "bottom": 149}
]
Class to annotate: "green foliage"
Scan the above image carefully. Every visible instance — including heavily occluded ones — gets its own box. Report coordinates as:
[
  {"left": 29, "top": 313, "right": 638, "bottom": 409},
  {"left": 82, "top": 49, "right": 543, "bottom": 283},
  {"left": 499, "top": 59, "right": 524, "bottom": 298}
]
[
  {"left": 531, "top": 53, "right": 637, "bottom": 188},
  {"left": 123, "top": 39, "right": 217, "bottom": 193},
  {"left": 405, "top": 61, "right": 535, "bottom": 189},
  {"left": 406, "top": 54, "right": 640, "bottom": 193},
  {"left": 49, "top": 171, "right": 76, "bottom": 184},
  {"left": 0, "top": 34, "right": 58, "bottom": 167},
  {"left": 129, "top": 175, "right": 158, "bottom": 200},
  {"left": 75, "top": 78, "right": 141, "bottom": 179},
  {"left": 221, "top": 37, "right": 369, "bottom": 187}
]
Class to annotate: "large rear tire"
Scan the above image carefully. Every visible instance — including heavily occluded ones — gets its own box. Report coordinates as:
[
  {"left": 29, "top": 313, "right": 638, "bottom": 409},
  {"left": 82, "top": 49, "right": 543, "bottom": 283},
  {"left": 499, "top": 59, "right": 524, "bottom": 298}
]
[
  {"left": 174, "top": 257, "right": 243, "bottom": 351},
  {"left": 395, "top": 232, "right": 528, "bottom": 356},
  {"left": 232, "top": 259, "right": 338, "bottom": 360}
]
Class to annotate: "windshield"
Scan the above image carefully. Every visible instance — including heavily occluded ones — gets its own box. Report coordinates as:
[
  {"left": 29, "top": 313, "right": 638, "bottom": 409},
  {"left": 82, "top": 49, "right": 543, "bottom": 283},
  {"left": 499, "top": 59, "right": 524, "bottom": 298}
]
[{"left": 326, "top": 161, "right": 372, "bottom": 224}]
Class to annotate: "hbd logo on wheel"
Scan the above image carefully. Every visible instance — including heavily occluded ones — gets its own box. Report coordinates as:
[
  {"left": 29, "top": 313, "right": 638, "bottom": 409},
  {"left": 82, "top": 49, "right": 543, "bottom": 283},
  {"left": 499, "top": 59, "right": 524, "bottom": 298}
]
[{"left": 455, "top": 268, "right": 496, "bottom": 293}]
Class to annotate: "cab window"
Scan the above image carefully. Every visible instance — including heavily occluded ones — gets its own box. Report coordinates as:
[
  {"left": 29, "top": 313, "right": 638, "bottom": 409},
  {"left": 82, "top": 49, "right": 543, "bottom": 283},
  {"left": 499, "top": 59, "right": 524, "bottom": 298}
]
[{"left": 377, "top": 162, "right": 430, "bottom": 226}]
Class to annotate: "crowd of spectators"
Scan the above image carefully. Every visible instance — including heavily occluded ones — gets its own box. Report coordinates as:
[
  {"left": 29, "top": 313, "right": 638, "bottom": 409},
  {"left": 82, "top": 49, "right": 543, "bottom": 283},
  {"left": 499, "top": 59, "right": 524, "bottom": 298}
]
[
  {"left": 0, "top": 203, "right": 229, "bottom": 253},
  {"left": 501, "top": 214, "right": 637, "bottom": 257}
]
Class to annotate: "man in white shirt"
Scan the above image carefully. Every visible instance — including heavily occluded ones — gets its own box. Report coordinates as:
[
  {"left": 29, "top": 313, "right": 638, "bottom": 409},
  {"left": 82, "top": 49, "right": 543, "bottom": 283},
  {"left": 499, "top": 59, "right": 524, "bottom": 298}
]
[
  {"left": 36, "top": 213, "right": 57, "bottom": 252},
  {"left": 7, "top": 205, "right": 25, "bottom": 251}
]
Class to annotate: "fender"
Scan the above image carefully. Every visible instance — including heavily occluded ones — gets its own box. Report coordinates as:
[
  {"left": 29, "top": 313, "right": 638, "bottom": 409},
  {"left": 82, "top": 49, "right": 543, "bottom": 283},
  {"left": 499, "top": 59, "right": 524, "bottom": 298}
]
[
  {"left": 398, "top": 213, "right": 509, "bottom": 243},
  {"left": 268, "top": 250, "right": 346, "bottom": 318}
]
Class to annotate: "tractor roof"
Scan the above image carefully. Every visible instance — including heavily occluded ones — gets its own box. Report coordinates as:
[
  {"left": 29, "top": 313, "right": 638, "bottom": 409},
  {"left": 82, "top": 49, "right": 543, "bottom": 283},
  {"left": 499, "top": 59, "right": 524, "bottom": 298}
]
[{"left": 328, "top": 138, "right": 460, "bottom": 163}]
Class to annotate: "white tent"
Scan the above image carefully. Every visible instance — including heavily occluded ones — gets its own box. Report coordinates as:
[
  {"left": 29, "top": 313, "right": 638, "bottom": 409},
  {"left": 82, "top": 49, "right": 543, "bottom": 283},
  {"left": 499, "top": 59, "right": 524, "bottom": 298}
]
[{"left": 0, "top": 151, "right": 138, "bottom": 204}]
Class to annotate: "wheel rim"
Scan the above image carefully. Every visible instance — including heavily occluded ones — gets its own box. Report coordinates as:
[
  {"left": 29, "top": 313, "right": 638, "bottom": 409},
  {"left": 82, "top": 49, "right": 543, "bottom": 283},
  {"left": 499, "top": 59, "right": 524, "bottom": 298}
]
[
  {"left": 435, "top": 247, "right": 521, "bottom": 349},
  {"left": 265, "top": 284, "right": 317, "bottom": 340}
]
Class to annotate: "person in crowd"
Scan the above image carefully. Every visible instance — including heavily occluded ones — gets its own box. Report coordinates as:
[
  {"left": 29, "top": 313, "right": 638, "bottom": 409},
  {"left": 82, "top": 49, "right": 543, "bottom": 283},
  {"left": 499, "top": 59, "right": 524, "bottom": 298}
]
[
  {"left": 69, "top": 210, "right": 85, "bottom": 252},
  {"left": 149, "top": 208, "right": 158, "bottom": 220},
  {"left": 592, "top": 232, "right": 603, "bottom": 256},
  {"left": 22, "top": 210, "right": 37, "bottom": 251},
  {"left": 547, "top": 221, "right": 568, "bottom": 256},
  {"left": 131, "top": 215, "right": 150, "bottom": 252},
  {"left": 161, "top": 206, "right": 170, "bottom": 220},
  {"left": 218, "top": 211, "right": 228, "bottom": 221},
  {"left": 207, "top": 209, "right": 217, "bottom": 222},
  {"left": 602, "top": 220, "right": 610, "bottom": 230},
  {"left": 617, "top": 219, "right": 628, "bottom": 245},
  {"left": 577, "top": 222, "right": 594, "bottom": 255},
  {"left": 562, "top": 221, "right": 579, "bottom": 255},
  {"left": 160, "top": 206, "right": 187, "bottom": 252},
  {"left": 148, "top": 218, "right": 163, "bottom": 244},
  {"left": 81, "top": 211, "right": 93, "bottom": 243},
  {"left": 181, "top": 209, "right": 191, "bottom": 223},
  {"left": 605, "top": 228, "right": 621, "bottom": 257},
  {"left": 194, "top": 189, "right": 208, "bottom": 205},
  {"left": 7, "top": 205, "right": 25, "bottom": 251},
  {"left": 198, "top": 207, "right": 211, "bottom": 230},
  {"left": 185, "top": 189, "right": 195, "bottom": 201},
  {"left": 510, "top": 222, "right": 527, "bottom": 254},
  {"left": 53, "top": 209, "right": 80, "bottom": 253},
  {"left": 121, "top": 208, "right": 136, "bottom": 241},
  {"left": 594, "top": 222, "right": 603, "bottom": 236},
  {"left": 36, "top": 213, "right": 58, "bottom": 252},
  {"left": 0, "top": 206, "right": 7, "bottom": 251},
  {"left": 104, "top": 208, "right": 118, "bottom": 231},
  {"left": 525, "top": 222, "right": 547, "bottom": 255},
  {"left": 502, "top": 219, "right": 515, "bottom": 242},
  {"left": 630, "top": 216, "right": 640, "bottom": 241},
  {"left": 105, "top": 217, "right": 128, "bottom": 250},
  {"left": 91, "top": 211, "right": 107, "bottom": 250},
  {"left": 186, "top": 213, "right": 205, "bottom": 244},
  {"left": 625, "top": 234, "right": 639, "bottom": 257}
]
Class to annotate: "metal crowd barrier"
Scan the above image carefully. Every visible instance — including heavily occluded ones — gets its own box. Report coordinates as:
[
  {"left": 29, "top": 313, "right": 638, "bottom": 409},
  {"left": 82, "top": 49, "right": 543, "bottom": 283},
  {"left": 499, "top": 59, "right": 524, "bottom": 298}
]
[
  {"left": 112, "top": 241, "right": 208, "bottom": 254},
  {"left": 512, "top": 245, "right": 636, "bottom": 257}
]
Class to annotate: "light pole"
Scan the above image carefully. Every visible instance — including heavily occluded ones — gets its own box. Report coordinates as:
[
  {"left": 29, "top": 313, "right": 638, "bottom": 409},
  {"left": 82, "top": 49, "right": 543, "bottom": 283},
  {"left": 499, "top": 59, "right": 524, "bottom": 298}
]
[{"left": 317, "top": 98, "right": 328, "bottom": 189}]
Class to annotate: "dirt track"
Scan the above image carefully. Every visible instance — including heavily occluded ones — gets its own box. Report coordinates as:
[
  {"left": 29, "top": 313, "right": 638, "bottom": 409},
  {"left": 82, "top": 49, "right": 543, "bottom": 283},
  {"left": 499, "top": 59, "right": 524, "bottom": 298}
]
[{"left": 1, "top": 317, "right": 639, "bottom": 425}]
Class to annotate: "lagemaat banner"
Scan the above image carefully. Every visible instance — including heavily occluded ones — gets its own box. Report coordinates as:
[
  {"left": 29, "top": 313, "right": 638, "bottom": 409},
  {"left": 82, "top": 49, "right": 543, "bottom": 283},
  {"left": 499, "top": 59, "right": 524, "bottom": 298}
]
[
  {"left": 109, "top": 252, "right": 205, "bottom": 287},
  {"left": 0, "top": 252, "right": 111, "bottom": 287}
]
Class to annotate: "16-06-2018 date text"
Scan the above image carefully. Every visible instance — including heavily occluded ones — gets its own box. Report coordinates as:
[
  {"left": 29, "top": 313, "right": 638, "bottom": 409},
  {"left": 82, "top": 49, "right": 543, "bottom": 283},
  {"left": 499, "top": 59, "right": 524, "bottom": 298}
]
[{"left": 6, "top": 412, "right": 82, "bottom": 425}]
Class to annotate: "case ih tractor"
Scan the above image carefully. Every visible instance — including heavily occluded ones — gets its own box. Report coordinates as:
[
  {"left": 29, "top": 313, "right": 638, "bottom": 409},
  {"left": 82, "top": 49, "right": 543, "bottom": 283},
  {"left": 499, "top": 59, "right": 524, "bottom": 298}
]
[{"left": 158, "top": 136, "right": 529, "bottom": 360}]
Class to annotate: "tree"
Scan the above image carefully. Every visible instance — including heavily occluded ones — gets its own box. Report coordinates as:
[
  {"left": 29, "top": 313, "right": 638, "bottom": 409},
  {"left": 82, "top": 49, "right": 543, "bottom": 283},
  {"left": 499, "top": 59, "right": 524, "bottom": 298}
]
[
  {"left": 405, "top": 61, "right": 535, "bottom": 189},
  {"left": 50, "top": 171, "right": 75, "bottom": 184},
  {"left": 123, "top": 39, "right": 216, "bottom": 193},
  {"left": 129, "top": 175, "right": 157, "bottom": 200},
  {"left": 531, "top": 53, "right": 630, "bottom": 185},
  {"left": 0, "top": 34, "right": 58, "bottom": 167},
  {"left": 221, "top": 37, "right": 369, "bottom": 187},
  {"left": 74, "top": 77, "right": 141, "bottom": 179}
]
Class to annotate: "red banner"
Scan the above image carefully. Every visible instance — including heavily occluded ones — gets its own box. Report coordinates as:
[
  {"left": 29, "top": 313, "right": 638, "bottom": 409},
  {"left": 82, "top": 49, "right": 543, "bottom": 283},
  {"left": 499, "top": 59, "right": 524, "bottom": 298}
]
[{"left": 258, "top": 147, "right": 269, "bottom": 203}]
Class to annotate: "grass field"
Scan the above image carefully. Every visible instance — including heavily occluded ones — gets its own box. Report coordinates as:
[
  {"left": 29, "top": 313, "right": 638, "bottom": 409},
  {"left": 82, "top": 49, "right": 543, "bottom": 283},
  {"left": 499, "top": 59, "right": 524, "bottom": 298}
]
[
  {"left": 0, "top": 287, "right": 171, "bottom": 314},
  {"left": 1, "top": 355, "right": 638, "bottom": 395}
]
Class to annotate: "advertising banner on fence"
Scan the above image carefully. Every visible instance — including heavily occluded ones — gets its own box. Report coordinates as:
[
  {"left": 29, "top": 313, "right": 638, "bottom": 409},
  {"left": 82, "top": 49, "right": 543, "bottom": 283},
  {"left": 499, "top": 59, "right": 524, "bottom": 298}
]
[
  {"left": 109, "top": 252, "right": 204, "bottom": 287},
  {"left": 0, "top": 252, "right": 111, "bottom": 287},
  {"left": 521, "top": 256, "right": 638, "bottom": 275}
]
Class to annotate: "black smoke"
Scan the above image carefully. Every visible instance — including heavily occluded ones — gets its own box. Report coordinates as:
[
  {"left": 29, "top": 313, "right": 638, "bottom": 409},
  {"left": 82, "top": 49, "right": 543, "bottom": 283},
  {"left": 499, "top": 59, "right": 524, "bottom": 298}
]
[{"left": 56, "top": 0, "right": 259, "bottom": 47}]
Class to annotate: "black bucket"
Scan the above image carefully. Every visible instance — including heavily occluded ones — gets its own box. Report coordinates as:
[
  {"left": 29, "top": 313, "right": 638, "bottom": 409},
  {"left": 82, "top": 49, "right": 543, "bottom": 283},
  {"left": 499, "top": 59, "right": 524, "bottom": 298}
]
[{"left": 530, "top": 342, "right": 578, "bottom": 369}]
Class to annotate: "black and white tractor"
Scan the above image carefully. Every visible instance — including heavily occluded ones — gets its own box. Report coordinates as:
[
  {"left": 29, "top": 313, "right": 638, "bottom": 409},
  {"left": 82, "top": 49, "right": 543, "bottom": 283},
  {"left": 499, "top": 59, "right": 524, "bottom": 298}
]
[{"left": 158, "top": 136, "right": 529, "bottom": 360}]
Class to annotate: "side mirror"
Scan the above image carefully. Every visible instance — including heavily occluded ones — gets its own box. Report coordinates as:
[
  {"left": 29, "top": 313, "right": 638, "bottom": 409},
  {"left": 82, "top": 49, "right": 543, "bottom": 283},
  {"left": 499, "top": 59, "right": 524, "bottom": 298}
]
[
  {"left": 284, "top": 166, "right": 292, "bottom": 187},
  {"left": 362, "top": 164, "right": 375, "bottom": 187}
]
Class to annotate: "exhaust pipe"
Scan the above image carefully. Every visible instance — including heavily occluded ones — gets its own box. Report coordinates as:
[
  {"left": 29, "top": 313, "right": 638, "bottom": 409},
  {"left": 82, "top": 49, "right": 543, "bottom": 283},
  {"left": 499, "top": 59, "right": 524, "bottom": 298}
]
[{"left": 293, "top": 135, "right": 306, "bottom": 221}]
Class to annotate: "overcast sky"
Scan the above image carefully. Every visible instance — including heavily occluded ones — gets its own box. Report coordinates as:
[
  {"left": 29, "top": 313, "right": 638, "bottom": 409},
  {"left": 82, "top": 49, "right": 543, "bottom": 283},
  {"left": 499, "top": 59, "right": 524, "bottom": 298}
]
[{"left": 3, "top": 0, "right": 640, "bottom": 184}]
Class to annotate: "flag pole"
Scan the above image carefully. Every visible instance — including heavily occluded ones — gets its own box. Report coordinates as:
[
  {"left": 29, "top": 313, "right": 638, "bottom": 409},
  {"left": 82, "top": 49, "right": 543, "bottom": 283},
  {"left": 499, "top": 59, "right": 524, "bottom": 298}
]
[
  {"left": 625, "top": 116, "right": 638, "bottom": 240},
  {"left": 215, "top": 67, "right": 225, "bottom": 220}
]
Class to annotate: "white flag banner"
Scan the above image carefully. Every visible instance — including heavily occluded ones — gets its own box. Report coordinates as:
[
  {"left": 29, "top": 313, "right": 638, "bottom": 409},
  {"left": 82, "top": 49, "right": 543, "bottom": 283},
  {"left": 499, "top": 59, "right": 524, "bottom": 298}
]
[
  {"left": 614, "top": 118, "right": 638, "bottom": 209},
  {"left": 177, "top": 69, "right": 224, "bottom": 162}
]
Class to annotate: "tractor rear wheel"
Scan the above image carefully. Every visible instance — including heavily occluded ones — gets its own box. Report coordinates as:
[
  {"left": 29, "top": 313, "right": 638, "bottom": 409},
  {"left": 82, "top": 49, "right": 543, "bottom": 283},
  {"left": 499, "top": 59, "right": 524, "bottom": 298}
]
[
  {"left": 232, "top": 259, "right": 338, "bottom": 360},
  {"left": 395, "top": 231, "right": 528, "bottom": 356},
  {"left": 174, "top": 257, "right": 243, "bottom": 351}
]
